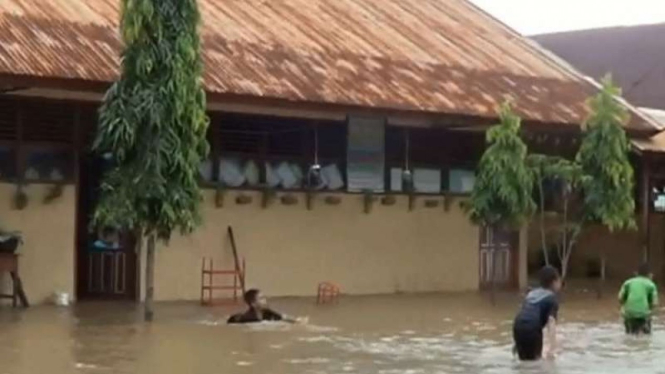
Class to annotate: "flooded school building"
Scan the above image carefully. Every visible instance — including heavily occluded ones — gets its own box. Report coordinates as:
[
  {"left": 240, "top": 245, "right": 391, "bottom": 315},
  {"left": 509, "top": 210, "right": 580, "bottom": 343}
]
[{"left": 1, "top": 0, "right": 665, "bottom": 305}]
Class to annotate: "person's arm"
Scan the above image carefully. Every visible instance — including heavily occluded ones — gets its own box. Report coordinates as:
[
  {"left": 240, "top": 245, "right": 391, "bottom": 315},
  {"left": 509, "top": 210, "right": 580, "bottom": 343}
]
[
  {"left": 265, "top": 309, "right": 307, "bottom": 324},
  {"left": 542, "top": 296, "right": 559, "bottom": 359},
  {"left": 618, "top": 282, "right": 628, "bottom": 305},
  {"left": 544, "top": 316, "right": 557, "bottom": 359},
  {"left": 649, "top": 283, "right": 659, "bottom": 311},
  {"left": 280, "top": 314, "right": 308, "bottom": 324}
]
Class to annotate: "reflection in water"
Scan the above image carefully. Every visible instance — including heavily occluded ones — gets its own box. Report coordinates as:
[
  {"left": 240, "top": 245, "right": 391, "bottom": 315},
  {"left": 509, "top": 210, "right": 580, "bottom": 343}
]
[{"left": 0, "top": 292, "right": 664, "bottom": 374}]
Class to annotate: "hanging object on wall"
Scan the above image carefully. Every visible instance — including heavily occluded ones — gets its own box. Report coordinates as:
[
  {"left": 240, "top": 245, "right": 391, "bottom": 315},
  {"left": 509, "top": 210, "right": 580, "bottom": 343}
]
[
  {"left": 261, "top": 186, "right": 277, "bottom": 209},
  {"left": 43, "top": 184, "right": 64, "bottom": 204},
  {"left": 307, "top": 124, "right": 324, "bottom": 190},
  {"left": 13, "top": 184, "right": 28, "bottom": 210},
  {"left": 280, "top": 193, "right": 299, "bottom": 206},
  {"left": 363, "top": 189, "right": 375, "bottom": 214},
  {"left": 235, "top": 193, "right": 253, "bottom": 205},
  {"left": 324, "top": 195, "right": 342, "bottom": 206},
  {"left": 214, "top": 185, "right": 225, "bottom": 208},
  {"left": 381, "top": 195, "right": 397, "bottom": 206}
]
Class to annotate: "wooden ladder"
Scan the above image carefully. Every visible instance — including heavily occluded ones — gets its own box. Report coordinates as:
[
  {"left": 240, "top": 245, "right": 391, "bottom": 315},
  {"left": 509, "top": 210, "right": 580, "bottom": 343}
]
[
  {"left": 200, "top": 257, "right": 245, "bottom": 306},
  {"left": 200, "top": 226, "right": 247, "bottom": 306}
]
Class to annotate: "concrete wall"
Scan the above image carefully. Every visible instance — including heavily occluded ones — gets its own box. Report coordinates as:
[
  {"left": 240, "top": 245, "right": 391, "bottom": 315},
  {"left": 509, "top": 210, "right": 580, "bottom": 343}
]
[
  {"left": 0, "top": 183, "right": 76, "bottom": 304},
  {"left": 148, "top": 191, "right": 480, "bottom": 301},
  {"left": 0, "top": 186, "right": 483, "bottom": 304}
]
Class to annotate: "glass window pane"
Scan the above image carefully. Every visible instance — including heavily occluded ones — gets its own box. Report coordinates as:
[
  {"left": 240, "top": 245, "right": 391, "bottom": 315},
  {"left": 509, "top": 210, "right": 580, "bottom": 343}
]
[
  {"left": 199, "top": 158, "right": 214, "bottom": 183},
  {"left": 449, "top": 169, "right": 475, "bottom": 193},
  {"left": 24, "top": 149, "right": 73, "bottom": 182},
  {"left": 218, "top": 157, "right": 259, "bottom": 188},
  {"left": 413, "top": 168, "right": 441, "bottom": 193}
]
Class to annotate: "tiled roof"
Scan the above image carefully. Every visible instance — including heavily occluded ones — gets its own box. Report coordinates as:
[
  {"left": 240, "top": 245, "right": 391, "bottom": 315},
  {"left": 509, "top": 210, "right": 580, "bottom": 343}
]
[{"left": 0, "top": 0, "right": 659, "bottom": 130}]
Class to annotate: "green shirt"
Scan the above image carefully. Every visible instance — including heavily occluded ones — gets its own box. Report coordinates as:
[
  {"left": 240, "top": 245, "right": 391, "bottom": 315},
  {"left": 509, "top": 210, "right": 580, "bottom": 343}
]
[{"left": 618, "top": 276, "right": 658, "bottom": 318}]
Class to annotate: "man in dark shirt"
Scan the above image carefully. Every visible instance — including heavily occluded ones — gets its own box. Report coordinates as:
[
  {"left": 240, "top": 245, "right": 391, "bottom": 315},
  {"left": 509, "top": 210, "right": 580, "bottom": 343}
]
[
  {"left": 513, "top": 266, "right": 561, "bottom": 361},
  {"left": 227, "top": 289, "right": 302, "bottom": 324}
]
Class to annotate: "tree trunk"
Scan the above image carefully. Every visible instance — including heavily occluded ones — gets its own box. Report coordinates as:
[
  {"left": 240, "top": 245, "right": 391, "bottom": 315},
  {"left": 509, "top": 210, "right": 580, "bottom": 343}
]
[
  {"left": 490, "top": 252, "right": 496, "bottom": 306},
  {"left": 538, "top": 178, "right": 549, "bottom": 265},
  {"left": 560, "top": 229, "right": 580, "bottom": 283},
  {"left": 489, "top": 225, "right": 497, "bottom": 306},
  {"left": 134, "top": 228, "right": 143, "bottom": 303},
  {"left": 145, "top": 234, "right": 156, "bottom": 322},
  {"left": 597, "top": 247, "right": 606, "bottom": 299}
]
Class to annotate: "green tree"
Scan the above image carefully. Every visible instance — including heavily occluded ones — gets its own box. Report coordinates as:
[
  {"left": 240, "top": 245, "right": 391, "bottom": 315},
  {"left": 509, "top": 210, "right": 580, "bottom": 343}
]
[
  {"left": 93, "top": 0, "right": 209, "bottom": 321},
  {"left": 577, "top": 76, "right": 636, "bottom": 231},
  {"left": 577, "top": 76, "right": 636, "bottom": 294},
  {"left": 469, "top": 102, "right": 535, "bottom": 301},
  {"left": 469, "top": 102, "right": 535, "bottom": 228}
]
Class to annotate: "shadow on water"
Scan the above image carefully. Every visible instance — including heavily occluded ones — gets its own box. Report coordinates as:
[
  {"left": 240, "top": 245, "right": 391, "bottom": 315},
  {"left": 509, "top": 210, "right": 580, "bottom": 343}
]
[{"left": 1, "top": 291, "right": 664, "bottom": 374}]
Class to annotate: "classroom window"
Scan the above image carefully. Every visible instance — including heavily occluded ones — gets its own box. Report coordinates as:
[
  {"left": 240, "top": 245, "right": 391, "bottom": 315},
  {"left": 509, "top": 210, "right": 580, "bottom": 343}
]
[
  {"left": 205, "top": 113, "right": 346, "bottom": 190},
  {"left": 23, "top": 148, "right": 74, "bottom": 182},
  {"left": 448, "top": 169, "right": 475, "bottom": 194}
]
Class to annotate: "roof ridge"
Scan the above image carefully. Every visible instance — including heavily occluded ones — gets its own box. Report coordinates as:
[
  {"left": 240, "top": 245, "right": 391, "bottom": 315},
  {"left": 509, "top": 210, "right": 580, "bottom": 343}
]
[
  {"left": 534, "top": 21, "right": 665, "bottom": 38},
  {"left": 459, "top": 0, "right": 662, "bottom": 131}
]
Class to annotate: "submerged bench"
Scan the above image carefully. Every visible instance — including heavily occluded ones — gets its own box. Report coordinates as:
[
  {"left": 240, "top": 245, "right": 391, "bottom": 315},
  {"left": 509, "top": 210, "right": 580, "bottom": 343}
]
[{"left": 0, "top": 253, "right": 29, "bottom": 308}]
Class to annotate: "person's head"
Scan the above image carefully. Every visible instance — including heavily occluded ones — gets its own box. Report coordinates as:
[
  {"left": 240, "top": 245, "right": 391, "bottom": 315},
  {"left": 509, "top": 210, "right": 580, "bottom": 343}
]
[
  {"left": 244, "top": 288, "right": 267, "bottom": 308},
  {"left": 538, "top": 265, "right": 562, "bottom": 292},
  {"left": 637, "top": 263, "right": 651, "bottom": 278}
]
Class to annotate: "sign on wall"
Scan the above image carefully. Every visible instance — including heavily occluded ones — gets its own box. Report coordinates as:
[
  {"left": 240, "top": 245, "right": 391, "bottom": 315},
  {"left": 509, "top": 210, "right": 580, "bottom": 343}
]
[{"left": 347, "top": 116, "right": 385, "bottom": 192}]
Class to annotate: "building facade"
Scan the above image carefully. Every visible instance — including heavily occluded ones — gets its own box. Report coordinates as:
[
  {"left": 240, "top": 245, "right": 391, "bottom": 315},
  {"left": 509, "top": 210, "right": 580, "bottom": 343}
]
[{"left": 0, "top": 0, "right": 662, "bottom": 304}]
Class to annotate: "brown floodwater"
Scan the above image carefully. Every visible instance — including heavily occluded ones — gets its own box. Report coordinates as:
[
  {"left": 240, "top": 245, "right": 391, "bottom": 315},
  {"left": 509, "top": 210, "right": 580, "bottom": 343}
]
[{"left": 0, "top": 290, "right": 663, "bottom": 374}]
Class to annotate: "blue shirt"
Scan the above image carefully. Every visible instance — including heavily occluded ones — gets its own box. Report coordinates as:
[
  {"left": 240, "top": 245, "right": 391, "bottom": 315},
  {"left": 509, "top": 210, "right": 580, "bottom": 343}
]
[{"left": 514, "top": 288, "right": 559, "bottom": 329}]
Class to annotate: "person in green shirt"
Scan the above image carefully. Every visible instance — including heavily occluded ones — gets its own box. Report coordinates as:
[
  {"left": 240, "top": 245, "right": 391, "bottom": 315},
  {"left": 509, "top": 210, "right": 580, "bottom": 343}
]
[{"left": 618, "top": 263, "right": 658, "bottom": 335}]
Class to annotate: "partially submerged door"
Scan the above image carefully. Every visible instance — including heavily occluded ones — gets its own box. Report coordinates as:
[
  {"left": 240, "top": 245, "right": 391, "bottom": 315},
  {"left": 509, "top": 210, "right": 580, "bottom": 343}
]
[
  {"left": 76, "top": 155, "right": 138, "bottom": 301},
  {"left": 479, "top": 226, "right": 518, "bottom": 289}
]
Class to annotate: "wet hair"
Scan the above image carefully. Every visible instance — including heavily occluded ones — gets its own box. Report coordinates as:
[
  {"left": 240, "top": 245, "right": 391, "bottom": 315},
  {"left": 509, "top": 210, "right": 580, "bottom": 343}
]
[
  {"left": 638, "top": 263, "right": 651, "bottom": 277},
  {"left": 244, "top": 288, "right": 260, "bottom": 305},
  {"left": 538, "top": 265, "right": 560, "bottom": 289}
]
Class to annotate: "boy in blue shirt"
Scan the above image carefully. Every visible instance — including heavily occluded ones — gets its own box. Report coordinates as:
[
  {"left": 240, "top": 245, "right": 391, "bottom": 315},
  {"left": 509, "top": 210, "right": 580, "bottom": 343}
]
[{"left": 513, "top": 266, "right": 561, "bottom": 360}]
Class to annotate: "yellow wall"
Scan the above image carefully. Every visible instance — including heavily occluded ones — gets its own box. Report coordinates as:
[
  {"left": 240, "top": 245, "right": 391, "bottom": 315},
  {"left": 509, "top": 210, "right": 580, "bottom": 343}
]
[
  {"left": 0, "top": 183, "right": 76, "bottom": 304},
  {"left": 0, "top": 185, "right": 485, "bottom": 304},
  {"left": 150, "top": 191, "right": 480, "bottom": 300}
]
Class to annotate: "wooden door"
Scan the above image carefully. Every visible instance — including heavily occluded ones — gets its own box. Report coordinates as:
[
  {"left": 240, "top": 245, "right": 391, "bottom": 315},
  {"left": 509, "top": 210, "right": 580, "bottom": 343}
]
[
  {"left": 83, "top": 234, "right": 137, "bottom": 300},
  {"left": 76, "top": 155, "right": 138, "bottom": 301},
  {"left": 479, "top": 226, "right": 518, "bottom": 289}
]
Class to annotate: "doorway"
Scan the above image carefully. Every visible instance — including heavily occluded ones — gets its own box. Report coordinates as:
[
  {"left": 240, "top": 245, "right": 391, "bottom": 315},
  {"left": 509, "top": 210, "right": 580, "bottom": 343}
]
[
  {"left": 479, "top": 226, "right": 519, "bottom": 289},
  {"left": 76, "top": 154, "right": 138, "bottom": 301}
]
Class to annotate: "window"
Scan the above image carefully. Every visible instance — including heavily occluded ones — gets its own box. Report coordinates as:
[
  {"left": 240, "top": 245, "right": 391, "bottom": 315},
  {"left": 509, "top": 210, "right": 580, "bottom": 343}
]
[
  {"left": 449, "top": 168, "right": 475, "bottom": 194},
  {"left": 204, "top": 113, "right": 346, "bottom": 191},
  {"left": 0, "top": 97, "right": 77, "bottom": 184},
  {"left": 385, "top": 126, "right": 481, "bottom": 195},
  {"left": 23, "top": 148, "right": 74, "bottom": 182}
]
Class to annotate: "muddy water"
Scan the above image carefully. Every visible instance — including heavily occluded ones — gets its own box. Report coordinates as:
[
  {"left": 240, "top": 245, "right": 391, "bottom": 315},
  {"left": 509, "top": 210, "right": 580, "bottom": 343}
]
[{"left": 0, "top": 292, "right": 664, "bottom": 374}]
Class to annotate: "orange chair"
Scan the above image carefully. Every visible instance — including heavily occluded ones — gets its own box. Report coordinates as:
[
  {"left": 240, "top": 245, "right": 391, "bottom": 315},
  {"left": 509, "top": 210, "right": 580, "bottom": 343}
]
[{"left": 317, "top": 281, "right": 340, "bottom": 304}]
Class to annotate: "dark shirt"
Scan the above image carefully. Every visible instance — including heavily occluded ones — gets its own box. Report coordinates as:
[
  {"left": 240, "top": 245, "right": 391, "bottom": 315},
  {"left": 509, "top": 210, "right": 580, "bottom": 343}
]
[
  {"left": 227, "top": 307, "right": 283, "bottom": 324},
  {"left": 514, "top": 288, "right": 559, "bottom": 330}
]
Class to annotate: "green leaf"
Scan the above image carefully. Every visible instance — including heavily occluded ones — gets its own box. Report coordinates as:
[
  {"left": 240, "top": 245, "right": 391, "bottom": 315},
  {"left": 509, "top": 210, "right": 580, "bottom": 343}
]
[{"left": 93, "top": 0, "right": 209, "bottom": 242}]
